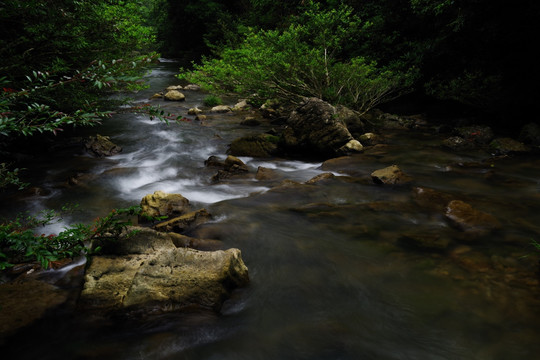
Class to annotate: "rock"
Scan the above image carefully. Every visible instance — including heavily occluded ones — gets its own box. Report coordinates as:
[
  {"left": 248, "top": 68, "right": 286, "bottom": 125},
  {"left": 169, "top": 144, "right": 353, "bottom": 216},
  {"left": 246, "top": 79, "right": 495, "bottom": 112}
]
[
  {"left": 519, "top": 122, "right": 540, "bottom": 146},
  {"left": 224, "top": 155, "right": 249, "bottom": 172},
  {"left": 358, "top": 133, "right": 382, "bottom": 146},
  {"left": 195, "top": 114, "right": 207, "bottom": 122},
  {"left": 209, "top": 156, "right": 250, "bottom": 183},
  {"left": 205, "top": 155, "right": 225, "bottom": 168},
  {"left": 255, "top": 166, "right": 279, "bottom": 181},
  {"left": 445, "top": 200, "right": 501, "bottom": 236},
  {"left": 188, "top": 107, "right": 203, "bottom": 115},
  {"left": 84, "top": 134, "right": 122, "bottom": 157},
  {"left": 233, "top": 99, "right": 249, "bottom": 110},
  {"left": 442, "top": 136, "right": 476, "bottom": 151},
  {"left": 339, "top": 139, "right": 363, "bottom": 153},
  {"left": 240, "top": 117, "right": 261, "bottom": 126},
  {"left": 335, "top": 104, "right": 366, "bottom": 138},
  {"left": 305, "top": 173, "right": 335, "bottom": 184},
  {"left": 149, "top": 92, "right": 163, "bottom": 99},
  {"left": 0, "top": 278, "right": 69, "bottom": 337},
  {"left": 164, "top": 90, "right": 185, "bottom": 101},
  {"left": 398, "top": 231, "right": 452, "bottom": 251},
  {"left": 79, "top": 246, "right": 249, "bottom": 314},
  {"left": 489, "top": 137, "right": 529, "bottom": 155},
  {"left": 93, "top": 226, "right": 177, "bottom": 255},
  {"left": 412, "top": 187, "right": 454, "bottom": 212},
  {"left": 283, "top": 98, "right": 362, "bottom": 158},
  {"left": 210, "top": 105, "right": 231, "bottom": 113},
  {"left": 371, "top": 165, "right": 413, "bottom": 185},
  {"left": 456, "top": 125, "right": 494, "bottom": 144},
  {"left": 183, "top": 84, "right": 201, "bottom": 91},
  {"left": 154, "top": 209, "right": 212, "bottom": 233},
  {"left": 139, "top": 191, "right": 191, "bottom": 220},
  {"left": 228, "top": 134, "right": 279, "bottom": 158},
  {"left": 166, "top": 85, "right": 183, "bottom": 91}
]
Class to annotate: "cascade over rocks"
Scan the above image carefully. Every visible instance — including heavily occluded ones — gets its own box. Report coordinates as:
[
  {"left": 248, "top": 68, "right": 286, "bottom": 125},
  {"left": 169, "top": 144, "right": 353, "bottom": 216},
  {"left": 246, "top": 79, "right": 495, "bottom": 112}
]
[{"left": 281, "top": 98, "right": 363, "bottom": 159}]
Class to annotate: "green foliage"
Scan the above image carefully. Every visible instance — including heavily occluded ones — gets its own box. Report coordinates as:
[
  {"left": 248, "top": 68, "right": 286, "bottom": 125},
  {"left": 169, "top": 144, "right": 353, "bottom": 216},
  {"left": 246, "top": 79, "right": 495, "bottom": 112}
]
[
  {"left": 180, "top": 1, "right": 414, "bottom": 113},
  {"left": 0, "top": 0, "right": 161, "bottom": 139},
  {"left": 0, "top": 53, "right": 159, "bottom": 137},
  {"left": 0, "top": 206, "right": 142, "bottom": 270},
  {"left": 203, "top": 95, "right": 223, "bottom": 107},
  {"left": 0, "top": 163, "right": 28, "bottom": 191}
]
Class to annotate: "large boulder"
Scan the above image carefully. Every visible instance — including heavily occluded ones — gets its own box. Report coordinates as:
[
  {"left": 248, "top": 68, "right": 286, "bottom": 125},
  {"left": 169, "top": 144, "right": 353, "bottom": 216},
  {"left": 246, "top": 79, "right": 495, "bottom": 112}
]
[
  {"left": 79, "top": 227, "right": 249, "bottom": 314},
  {"left": 139, "top": 191, "right": 191, "bottom": 220},
  {"left": 84, "top": 134, "right": 122, "bottom": 157},
  {"left": 282, "top": 98, "right": 363, "bottom": 158}
]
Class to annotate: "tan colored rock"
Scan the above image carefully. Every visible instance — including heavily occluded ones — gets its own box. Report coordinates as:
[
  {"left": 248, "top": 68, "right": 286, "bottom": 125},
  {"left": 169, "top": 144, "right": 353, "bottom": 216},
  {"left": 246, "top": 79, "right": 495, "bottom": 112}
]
[
  {"left": 211, "top": 105, "right": 231, "bottom": 113},
  {"left": 140, "top": 191, "right": 190, "bottom": 219},
  {"left": 166, "top": 85, "right": 183, "bottom": 91},
  {"left": 79, "top": 246, "right": 249, "bottom": 313},
  {"left": 188, "top": 107, "right": 203, "bottom": 115},
  {"left": 371, "top": 165, "right": 413, "bottom": 185},
  {"left": 305, "top": 173, "right": 335, "bottom": 184},
  {"left": 164, "top": 90, "right": 185, "bottom": 101}
]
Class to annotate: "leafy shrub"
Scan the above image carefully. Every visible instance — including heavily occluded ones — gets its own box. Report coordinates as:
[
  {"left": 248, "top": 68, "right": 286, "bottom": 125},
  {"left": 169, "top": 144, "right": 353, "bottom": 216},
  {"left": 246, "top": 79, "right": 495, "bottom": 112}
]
[
  {"left": 203, "top": 95, "right": 223, "bottom": 107},
  {"left": 180, "top": 1, "right": 416, "bottom": 114},
  {"left": 0, "top": 206, "right": 143, "bottom": 270}
]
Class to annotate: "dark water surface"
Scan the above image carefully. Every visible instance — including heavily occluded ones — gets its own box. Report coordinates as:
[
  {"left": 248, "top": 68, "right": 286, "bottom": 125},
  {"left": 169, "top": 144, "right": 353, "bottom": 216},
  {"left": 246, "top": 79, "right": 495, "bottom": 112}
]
[{"left": 2, "top": 60, "right": 539, "bottom": 359}]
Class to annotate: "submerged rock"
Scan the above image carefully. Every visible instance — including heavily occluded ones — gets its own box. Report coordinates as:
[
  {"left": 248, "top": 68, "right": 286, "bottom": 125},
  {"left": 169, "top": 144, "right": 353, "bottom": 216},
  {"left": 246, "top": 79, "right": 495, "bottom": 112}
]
[
  {"left": 371, "top": 165, "right": 412, "bottom": 185},
  {"left": 445, "top": 200, "right": 501, "bottom": 236},
  {"left": 398, "top": 231, "right": 452, "bottom": 252},
  {"left": 84, "top": 134, "right": 122, "bottom": 157},
  {"left": 0, "top": 278, "right": 69, "bottom": 338}
]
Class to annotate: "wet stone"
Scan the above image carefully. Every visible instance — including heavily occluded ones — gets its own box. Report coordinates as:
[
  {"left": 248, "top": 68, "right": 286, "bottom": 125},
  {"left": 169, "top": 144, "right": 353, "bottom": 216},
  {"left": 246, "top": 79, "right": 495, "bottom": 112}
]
[{"left": 371, "top": 165, "right": 413, "bottom": 185}]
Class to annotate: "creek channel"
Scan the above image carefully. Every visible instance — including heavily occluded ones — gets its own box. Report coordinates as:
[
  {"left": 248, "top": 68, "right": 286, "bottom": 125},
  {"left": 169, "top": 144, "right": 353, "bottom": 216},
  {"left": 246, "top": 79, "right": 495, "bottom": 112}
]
[{"left": 2, "top": 60, "right": 540, "bottom": 359}]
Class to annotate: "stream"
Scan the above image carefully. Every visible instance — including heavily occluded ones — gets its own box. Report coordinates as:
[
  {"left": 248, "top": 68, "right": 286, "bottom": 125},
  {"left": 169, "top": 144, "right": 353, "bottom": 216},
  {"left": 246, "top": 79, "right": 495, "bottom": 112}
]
[{"left": 2, "top": 60, "right": 540, "bottom": 359}]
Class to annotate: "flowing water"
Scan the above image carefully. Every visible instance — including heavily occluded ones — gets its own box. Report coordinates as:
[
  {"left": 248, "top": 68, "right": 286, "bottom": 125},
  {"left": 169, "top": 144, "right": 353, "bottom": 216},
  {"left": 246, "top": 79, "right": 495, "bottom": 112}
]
[{"left": 2, "top": 60, "right": 540, "bottom": 359}]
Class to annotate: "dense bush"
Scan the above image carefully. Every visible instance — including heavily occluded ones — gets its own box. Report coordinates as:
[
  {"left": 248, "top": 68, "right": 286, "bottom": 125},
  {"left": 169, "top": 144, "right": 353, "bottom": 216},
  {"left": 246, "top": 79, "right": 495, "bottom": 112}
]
[{"left": 180, "top": 2, "right": 415, "bottom": 114}]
